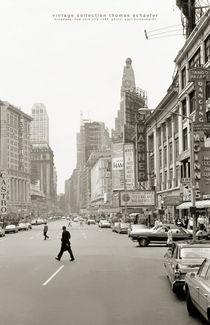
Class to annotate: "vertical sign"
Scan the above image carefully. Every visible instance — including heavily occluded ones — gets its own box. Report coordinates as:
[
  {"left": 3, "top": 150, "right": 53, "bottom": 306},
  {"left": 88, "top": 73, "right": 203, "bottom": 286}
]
[
  {"left": 136, "top": 113, "right": 147, "bottom": 182},
  {"left": 124, "top": 143, "right": 135, "bottom": 189},
  {"left": 194, "top": 79, "right": 206, "bottom": 128},
  {"left": 112, "top": 142, "right": 124, "bottom": 190},
  {"left": 0, "top": 170, "right": 8, "bottom": 214},
  {"left": 189, "top": 67, "right": 210, "bottom": 131}
]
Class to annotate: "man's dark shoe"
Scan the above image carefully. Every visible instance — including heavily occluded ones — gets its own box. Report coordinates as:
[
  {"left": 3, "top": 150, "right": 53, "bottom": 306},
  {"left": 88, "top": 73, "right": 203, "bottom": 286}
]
[
  {"left": 55, "top": 257, "right": 60, "bottom": 261},
  {"left": 70, "top": 258, "right": 75, "bottom": 261}
]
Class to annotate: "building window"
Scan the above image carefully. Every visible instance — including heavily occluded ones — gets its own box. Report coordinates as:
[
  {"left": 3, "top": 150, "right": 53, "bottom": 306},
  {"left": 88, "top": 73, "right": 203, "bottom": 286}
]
[
  {"left": 175, "top": 138, "right": 179, "bottom": 158},
  {"left": 175, "top": 166, "right": 179, "bottom": 187},
  {"left": 189, "top": 91, "right": 195, "bottom": 114},
  {"left": 159, "top": 173, "right": 162, "bottom": 191},
  {"left": 169, "top": 143, "right": 173, "bottom": 163},
  {"left": 150, "top": 155, "right": 154, "bottom": 173},
  {"left": 206, "top": 81, "right": 210, "bottom": 100},
  {"left": 159, "top": 150, "right": 162, "bottom": 168},
  {"left": 162, "top": 123, "right": 166, "bottom": 142},
  {"left": 181, "top": 67, "right": 186, "bottom": 89},
  {"left": 169, "top": 169, "right": 173, "bottom": 188},
  {"left": 189, "top": 49, "right": 201, "bottom": 68},
  {"left": 164, "top": 147, "right": 167, "bottom": 166},
  {"left": 183, "top": 128, "right": 188, "bottom": 151},
  {"left": 168, "top": 118, "right": 172, "bottom": 138},
  {"left": 205, "top": 34, "right": 210, "bottom": 63},
  {"left": 182, "top": 99, "right": 187, "bottom": 117},
  {"left": 174, "top": 113, "right": 178, "bottom": 134},
  {"left": 164, "top": 171, "right": 167, "bottom": 190}
]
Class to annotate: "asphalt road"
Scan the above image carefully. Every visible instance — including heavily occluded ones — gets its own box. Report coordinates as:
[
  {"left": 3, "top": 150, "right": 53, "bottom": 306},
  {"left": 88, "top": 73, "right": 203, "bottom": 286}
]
[{"left": 0, "top": 220, "right": 208, "bottom": 325}]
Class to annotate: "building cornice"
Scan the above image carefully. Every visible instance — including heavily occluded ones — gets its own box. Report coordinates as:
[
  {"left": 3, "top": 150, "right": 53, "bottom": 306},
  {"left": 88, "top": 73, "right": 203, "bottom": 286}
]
[{"left": 174, "top": 9, "right": 210, "bottom": 65}]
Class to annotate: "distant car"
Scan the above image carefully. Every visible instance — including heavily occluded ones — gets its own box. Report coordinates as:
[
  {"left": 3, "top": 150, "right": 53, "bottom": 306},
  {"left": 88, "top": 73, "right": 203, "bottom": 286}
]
[
  {"left": 26, "top": 222, "right": 32, "bottom": 229},
  {"left": 115, "top": 222, "right": 129, "bottom": 234},
  {"left": 87, "top": 219, "right": 96, "bottom": 225},
  {"left": 164, "top": 240, "right": 210, "bottom": 293},
  {"left": 5, "top": 225, "right": 18, "bottom": 233},
  {"left": 185, "top": 258, "right": 210, "bottom": 322},
  {"left": 130, "top": 224, "right": 192, "bottom": 247},
  {"left": 0, "top": 227, "right": 5, "bottom": 237},
  {"left": 73, "top": 217, "right": 79, "bottom": 222},
  {"left": 17, "top": 223, "right": 29, "bottom": 231},
  {"left": 99, "top": 220, "right": 111, "bottom": 228}
]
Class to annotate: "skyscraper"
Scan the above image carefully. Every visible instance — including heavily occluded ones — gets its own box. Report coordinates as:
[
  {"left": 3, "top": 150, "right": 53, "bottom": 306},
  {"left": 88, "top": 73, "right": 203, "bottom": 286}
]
[{"left": 30, "top": 103, "right": 49, "bottom": 144}]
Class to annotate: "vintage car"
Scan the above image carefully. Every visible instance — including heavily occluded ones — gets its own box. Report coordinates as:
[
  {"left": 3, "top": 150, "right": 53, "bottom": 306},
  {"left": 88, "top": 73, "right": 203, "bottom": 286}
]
[
  {"left": 130, "top": 224, "right": 192, "bottom": 247},
  {"left": 17, "top": 223, "right": 29, "bottom": 231},
  {"left": 98, "top": 220, "right": 111, "bottom": 228},
  {"left": 5, "top": 224, "right": 18, "bottom": 233},
  {"left": 185, "top": 258, "right": 210, "bottom": 323},
  {"left": 164, "top": 240, "right": 210, "bottom": 293}
]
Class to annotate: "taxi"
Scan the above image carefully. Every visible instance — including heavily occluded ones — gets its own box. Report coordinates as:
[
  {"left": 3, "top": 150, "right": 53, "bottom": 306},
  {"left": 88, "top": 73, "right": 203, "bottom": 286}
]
[{"left": 164, "top": 240, "right": 210, "bottom": 293}]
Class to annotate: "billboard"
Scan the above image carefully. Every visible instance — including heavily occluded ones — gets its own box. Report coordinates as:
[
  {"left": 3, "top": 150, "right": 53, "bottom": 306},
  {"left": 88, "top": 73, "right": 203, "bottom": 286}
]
[
  {"left": 124, "top": 143, "right": 135, "bottom": 190},
  {"left": 120, "top": 190, "right": 155, "bottom": 207},
  {"left": 112, "top": 142, "right": 124, "bottom": 191}
]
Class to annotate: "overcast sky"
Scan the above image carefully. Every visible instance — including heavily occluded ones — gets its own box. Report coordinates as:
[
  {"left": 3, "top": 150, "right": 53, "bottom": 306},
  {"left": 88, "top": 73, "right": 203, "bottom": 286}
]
[{"left": 0, "top": 0, "right": 185, "bottom": 193}]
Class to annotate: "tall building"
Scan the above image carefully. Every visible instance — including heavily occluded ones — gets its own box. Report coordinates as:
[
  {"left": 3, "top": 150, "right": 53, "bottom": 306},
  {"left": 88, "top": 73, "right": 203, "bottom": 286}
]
[
  {"left": 30, "top": 103, "right": 49, "bottom": 144},
  {"left": 0, "top": 101, "right": 32, "bottom": 216},
  {"left": 30, "top": 104, "right": 57, "bottom": 215}
]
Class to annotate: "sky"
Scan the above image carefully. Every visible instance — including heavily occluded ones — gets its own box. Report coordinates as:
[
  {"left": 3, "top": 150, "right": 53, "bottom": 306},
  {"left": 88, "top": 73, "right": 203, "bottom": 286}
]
[{"left": 0, "top": 0, "right": 186, "bottom": 194}]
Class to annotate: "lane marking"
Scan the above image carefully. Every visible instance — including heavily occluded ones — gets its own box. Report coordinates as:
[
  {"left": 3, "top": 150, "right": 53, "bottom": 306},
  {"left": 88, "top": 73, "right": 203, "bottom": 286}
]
[{"left": 42, "top": 265, "right": 64, "bottom": 286}]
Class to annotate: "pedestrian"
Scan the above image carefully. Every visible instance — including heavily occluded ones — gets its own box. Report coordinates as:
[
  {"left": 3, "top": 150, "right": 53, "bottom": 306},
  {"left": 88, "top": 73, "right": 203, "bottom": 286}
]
[
  {"left": 43, "top": 222, "right": 49, "bottom": 240},
  {"left": 68, "top": 220, "right": 72, "bottom": 227},
  {"left": 55, "top": 226, "right": 75, "bottom": 261},
  {"left": 167, "top": 228, "right": 173, "bottom": 246}
]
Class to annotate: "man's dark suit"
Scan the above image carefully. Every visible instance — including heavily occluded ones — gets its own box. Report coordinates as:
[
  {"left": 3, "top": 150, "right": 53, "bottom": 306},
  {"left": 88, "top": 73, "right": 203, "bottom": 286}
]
[{"left": 57, "top": 229, "right": 75, "bottom": 260}]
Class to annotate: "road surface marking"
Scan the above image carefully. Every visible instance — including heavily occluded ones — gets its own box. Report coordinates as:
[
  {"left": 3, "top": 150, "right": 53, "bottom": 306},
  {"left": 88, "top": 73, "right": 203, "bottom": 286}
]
[{"left": 42, "top": 265, "right": 64, "bottom": 286}]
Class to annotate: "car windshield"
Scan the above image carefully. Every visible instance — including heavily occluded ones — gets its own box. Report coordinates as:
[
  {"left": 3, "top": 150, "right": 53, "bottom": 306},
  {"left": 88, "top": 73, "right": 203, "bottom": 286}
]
[{"left": 180, "top": 247, "right": 210, "bottom": 259}]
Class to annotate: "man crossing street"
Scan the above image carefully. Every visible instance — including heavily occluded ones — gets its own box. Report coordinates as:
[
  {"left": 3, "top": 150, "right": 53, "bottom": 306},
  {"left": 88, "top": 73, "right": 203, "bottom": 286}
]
[{"left": 55, "top": 226, "right": 75, "bottom": 261}]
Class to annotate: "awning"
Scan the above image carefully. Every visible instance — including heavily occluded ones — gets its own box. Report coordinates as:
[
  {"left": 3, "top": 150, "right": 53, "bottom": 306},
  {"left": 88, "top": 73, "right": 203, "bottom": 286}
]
[{"left": 176, "top": 200, "right": 210, "bottom": 209}]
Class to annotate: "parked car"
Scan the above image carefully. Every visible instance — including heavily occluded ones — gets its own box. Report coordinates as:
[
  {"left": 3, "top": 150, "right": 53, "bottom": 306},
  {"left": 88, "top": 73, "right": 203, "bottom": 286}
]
[
  {"left": 185, "top": 258, "right": 210, "bottom": 322},
  {"left": 17, "top": 223, "right": 29, "bottom": 231},
  {"left": 98, "top": 220, "right": 111, "bottom": 228},
  {"left": 115, "top": 222, "right": 129, "bottom": 234},
  {"left": 0, "top": 226, "right": 5, "bottom": 237},
  {"left": 87, "top": 219, "right": 96, "bottom": 225},
  {"left": 26, "top": 222, "right": 32, "bottom": 229},
  {"left": 5, "top": 224, "right": 18, "bottom": 233},
  {"left": 130, "top": 224, "right": 192, "bottom": 247},
  {"left": 164, "top": 240, "right": 210, "bottom": 293},
  {"left": 73, "top": 217, "right": 79, "bottom": 222}
]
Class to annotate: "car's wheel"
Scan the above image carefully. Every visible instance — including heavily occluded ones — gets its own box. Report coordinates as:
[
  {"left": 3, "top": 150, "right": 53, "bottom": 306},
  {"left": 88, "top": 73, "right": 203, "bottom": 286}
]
[
  {"left": 186, "top": 290, "right": 197, "bottom": 317},
  {"left": 138, "top": 238, "right": 149, "bottom": 247}
]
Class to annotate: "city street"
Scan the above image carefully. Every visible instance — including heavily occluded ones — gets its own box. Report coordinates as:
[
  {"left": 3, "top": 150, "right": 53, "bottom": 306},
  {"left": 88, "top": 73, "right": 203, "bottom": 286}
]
[{"left": 0, "top": 220, "right": 207, "bottom": 325}]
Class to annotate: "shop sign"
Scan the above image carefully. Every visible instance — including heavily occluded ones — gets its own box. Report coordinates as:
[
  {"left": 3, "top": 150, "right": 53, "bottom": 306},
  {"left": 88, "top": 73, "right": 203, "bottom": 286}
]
[
  {"left": 120, "top": 190, "right": 155, "bottom": 207},
  {"left": 136, "top": 113, "right": 147, "bottom": 182},
  {"left": 200, "top": 147, "right": 210, "bottom": 194},
  {"left": 0, "top": 170, "right": 8, "bottom": 214},
  {"left": 164, "top": 196, "right": 183, "bottom": 206},
  {"left": 124, "top": 143, "right": 135, "bottom": 190}
]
